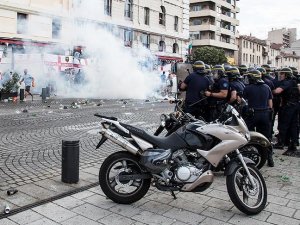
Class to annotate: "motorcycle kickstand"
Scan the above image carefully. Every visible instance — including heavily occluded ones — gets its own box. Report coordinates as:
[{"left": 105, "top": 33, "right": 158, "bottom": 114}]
[{"left": 170, "top": 191, "right": 177, "bottom": 200}]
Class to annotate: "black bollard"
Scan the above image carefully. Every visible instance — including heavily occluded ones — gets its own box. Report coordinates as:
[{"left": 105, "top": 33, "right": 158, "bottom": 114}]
[
  {"left": 46, "top": 86, "right": 50, "bottom": 97},
  {"left": 61, "top": 140, "right": 79, "bottom": 183},
  {"left": 20, "top": 89, "right": 24, "bottom": 101},
  {"left": 41, "top": 88, "right": 46, "bottom": 101}
]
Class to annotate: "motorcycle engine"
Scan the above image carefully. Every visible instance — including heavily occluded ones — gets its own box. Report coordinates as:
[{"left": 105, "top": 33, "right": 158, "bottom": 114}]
[{"left": 172, "top": 150, "right": 203, "bottom": 183}]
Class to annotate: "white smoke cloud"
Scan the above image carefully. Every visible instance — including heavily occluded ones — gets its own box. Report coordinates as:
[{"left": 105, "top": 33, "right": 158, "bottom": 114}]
[{"left": 9, "top": 0, "right": 161, "bottom": 99}]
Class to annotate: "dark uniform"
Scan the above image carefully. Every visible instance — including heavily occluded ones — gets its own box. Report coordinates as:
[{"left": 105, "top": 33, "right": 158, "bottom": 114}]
[
  {"left": 274, "top": 68, "right": 299, "bottom": 154},
  {"left": 243, "top": 70, "right": 274, "bottom": 167},
  {"left": 181, "top": 61, "right": 210, "bottom": 119}
]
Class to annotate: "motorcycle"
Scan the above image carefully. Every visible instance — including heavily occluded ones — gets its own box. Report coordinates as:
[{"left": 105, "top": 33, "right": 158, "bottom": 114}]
[
  {"left": 94, "top": 104, "right": 267, "bottom": 215},
  {"left": 154, "top": 99, "right": 270, "bottom": 169}
]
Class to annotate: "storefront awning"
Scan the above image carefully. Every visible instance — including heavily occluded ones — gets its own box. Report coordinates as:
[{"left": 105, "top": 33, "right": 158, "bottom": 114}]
[
  {"left": 156, "top": 55, "right": 183, "bottom": 63},
  {"left": 0, "top": 38, "right": 50, "bottom": 47}
]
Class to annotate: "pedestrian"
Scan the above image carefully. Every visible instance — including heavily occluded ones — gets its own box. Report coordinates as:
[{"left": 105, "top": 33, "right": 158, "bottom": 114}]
[
  {"left": 273, "top": 67, "right": 299, "bottom": 156},
  {"left": 205, "top": 64, "right": 229, "bottom": 122},
  {"left": 19, "top": 69, "right": 34, "bottom": 101},
  {"left": 166, "top": 73, "right": 173, "bottom": 97},
  {"left": 160, "top": 71, "right": 167, "bottom": 96},
  {"left": 180, "top": 60, "right": 210, "bottom": 119},
  {"left": 243, "top": 69, "right": 274, "bottom": 167}
]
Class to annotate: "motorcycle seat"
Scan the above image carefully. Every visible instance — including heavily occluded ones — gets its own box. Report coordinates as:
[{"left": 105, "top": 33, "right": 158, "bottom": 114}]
[{"left": 119, "top": 123, "right": 187, "bottom": 150}]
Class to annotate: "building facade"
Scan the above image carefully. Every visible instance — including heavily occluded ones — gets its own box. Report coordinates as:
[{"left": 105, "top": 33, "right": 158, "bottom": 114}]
[
  {"left": 189, "top": 0, "right": 239, "bottom": 61},
  {"left": 267, "top": 28, "right": 297, "bottom": 48},
  {"left": 236, "top": 35, "right": 267, "bottom": 67},
  {"left": 0, "top": 0, "right": 189, "bottom": 71}
]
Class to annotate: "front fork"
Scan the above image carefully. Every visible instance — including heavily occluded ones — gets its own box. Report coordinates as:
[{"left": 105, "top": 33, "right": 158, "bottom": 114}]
[{"left": 236, "top": 149, "right": 256, "bottom": 187}]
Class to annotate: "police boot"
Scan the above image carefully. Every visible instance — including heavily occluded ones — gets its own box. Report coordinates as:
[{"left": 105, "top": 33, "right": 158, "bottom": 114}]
[
  {"left": 267, "top": 146, "right": 274, "bottom": 167},
  {"left": 283, "top": 143, "right": 297, "bottom": 156}
]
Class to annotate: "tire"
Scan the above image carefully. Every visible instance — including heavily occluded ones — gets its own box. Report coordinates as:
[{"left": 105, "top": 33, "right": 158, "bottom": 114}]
[
  {"left": 226, "top": 164, "right": 267, "bottom": 215},
  {"left": 99, "top": 151, "right": 150, "bottom": 204},
  {"left": 239, "top": 145, "right": 267, "bottom": 169}
]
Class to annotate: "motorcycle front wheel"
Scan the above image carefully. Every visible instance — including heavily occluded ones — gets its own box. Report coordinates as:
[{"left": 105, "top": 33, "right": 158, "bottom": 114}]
[
  {"left": 239, "top": 145, "right": 267, "bottom": 169},
  {"left": 226, "top": 164, "right": 267, "bottom": 215},
  {"left": 99, "top": 151, "right": 151, "bottom": 204}
]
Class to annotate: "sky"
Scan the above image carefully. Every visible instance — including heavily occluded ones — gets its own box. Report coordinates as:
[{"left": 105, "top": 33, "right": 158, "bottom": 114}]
[{"left": 237, "top": 0, "right": 300, "bottom": 40}]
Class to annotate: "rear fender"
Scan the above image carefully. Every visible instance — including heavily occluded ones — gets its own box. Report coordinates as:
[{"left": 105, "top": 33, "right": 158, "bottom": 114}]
[
  {"left": 224, "top": 157, "right": 255, "bottom": 176},
  {"left": 248, "top": 131, "right": 271, "bottom": 147}
]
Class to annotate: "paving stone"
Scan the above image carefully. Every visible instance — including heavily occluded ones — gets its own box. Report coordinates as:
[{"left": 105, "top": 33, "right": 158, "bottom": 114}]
[
  {"left": 200, "top": 206, "right": 234, "bottom": 222},
  {"left": 145, "top": 192, "right": 175, "bottom": 204},
  {"left": 82, "top": 194, "right": 117, "bottom": 209},
  {"left": 265, "top": 203, "right": 296, "bottom": 217},
  {"left": 139, "top": 200, "right": 173, "bottom": 215},
  {"left": 4, "top": 192, "right": 39, "bottom": 207},
  {"left": 176, "top": 192, "right": 211, "bottom": 204},
  {"left": 71, "top": 203, "right": 111, "bottom": 221},
  {"left": 294, "top": 210, "right": 300, "bottom": 220},
  {"left": 267, "top": 194, "right": 290, "bottom": 206},
  {"left": 132, "top": 210, "right": 174, "bottom": 225},
  {"left": 26, "top": 217, "right": 60, "bottom": 225},
  {"left": 34, "top": 179, "right": 74, "bottom": 193},
  {"left": 229, "top": 214, "right": 272, "bottom": 225},
  {"left": 99, "top": 213, "right": 135, "bottom": 225},
  {"left": 288, "top": 200, "right": 300, "bottom": 210},
  {"left": 71, "top": 190, "right": 95, "bottom": 199},
  {"left": 0, "top": 218, "right": 18, "bottom": 225},
  {"left": 206, "top": 189, "right": 230, "bottom": 201},
  {"left": 200, "top": 217, "right": 232, "bottom": 225},
  {"left": 32, "top": 202, "right": 77, "bottom": 222},
  {"left": 8, "top": 209, "right": 43, "bottom": 224},
  {"left": 17, "top": 184, "right": 57, "bottom": 200},
  {"left": 53, "top": 196, "right": 85, "bottom": 209},
  {"left": 267, "top": 213, "right": 300, "bottom": 225},
  {"left": 109, "top": 204, "right": 142, "bottom": 217},
  {"left": 163, "top": 207, "right": 205, "bottom": 224},
  {"left": 168, "top": 198, "right": 207, "bottom": 214},
  {"left": 61, "top": 215, "right": 100, "bottom": 225},
  {"left": 205, "top": 198, "right": 233, "bottom": 211}
]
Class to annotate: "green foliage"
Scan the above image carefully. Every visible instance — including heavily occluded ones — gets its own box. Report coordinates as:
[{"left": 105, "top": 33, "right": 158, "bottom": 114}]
[
  {"left": 1, "top": 72, "right": 20, "bottom": 93},
  {"left": 192, "top": 46, "right": 228, "bottom": 65}
]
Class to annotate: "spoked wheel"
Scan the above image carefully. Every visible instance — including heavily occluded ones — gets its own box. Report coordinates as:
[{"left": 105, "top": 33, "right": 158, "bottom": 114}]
[
  {"left": 226, "top": 164, "right": 267, "bottom": 215},
  {"left": 99, "top": 151, "right": 151, "bottom": 204},
  {"left": 239, "top": 145, "right": 267, "bottom": 169}
]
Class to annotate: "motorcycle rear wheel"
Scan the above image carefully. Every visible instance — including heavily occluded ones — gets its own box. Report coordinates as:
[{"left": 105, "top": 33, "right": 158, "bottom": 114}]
[
  {"left": 239, "top": 145, "right": 267, "bottom": 169},
  {"left": 99, "top": 151, "right": 151, "bottom": 204},
  {"left": 226, "top": 164, "right": 267, "bottom": 215}
]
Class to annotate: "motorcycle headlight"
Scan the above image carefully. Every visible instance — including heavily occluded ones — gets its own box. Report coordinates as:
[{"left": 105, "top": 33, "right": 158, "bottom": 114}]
[{"left": 160, "top": 114, "right": 168, "bottom": 127}]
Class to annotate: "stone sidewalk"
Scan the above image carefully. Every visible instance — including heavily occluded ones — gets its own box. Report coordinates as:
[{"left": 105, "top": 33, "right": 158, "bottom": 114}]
[{"left": 1, "top": 150, "right": 299, "bottom": 225}]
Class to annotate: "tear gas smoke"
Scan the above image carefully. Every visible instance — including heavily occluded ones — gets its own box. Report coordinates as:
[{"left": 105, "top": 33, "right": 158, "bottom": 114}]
[{"left": 2, "top": 0, "right": 161, "bottom": 99}]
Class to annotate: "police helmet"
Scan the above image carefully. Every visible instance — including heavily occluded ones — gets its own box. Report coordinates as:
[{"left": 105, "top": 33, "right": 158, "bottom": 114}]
[
  {"left": 256, "top": 67, "right": 267, "bottom": 76},
  {"left": 279, "top": 67, "right": 293, "bottom": 78},
  {"left": 261, "top": 64, "right": 271, "bottom": 73},
  {"left": 192, "top": 61, "right": 205, "bottom": 72},
  {"left": 212, "top": 64, "right": 225, "bottom": 79},
  {"left": 289, "top": 66, "right": 298, "bottom": 76},
  {"left": 247, "top": 70, "right": 263, "bottom": 83},
  {"left": 238, "top": 64, "right": 248, "bottom": 74},
  {"left": 225, "top": 66, "right": 241, "bottom": 80},
  {"left": 205, "top": 64, "right": 211, "bottom": 73}
]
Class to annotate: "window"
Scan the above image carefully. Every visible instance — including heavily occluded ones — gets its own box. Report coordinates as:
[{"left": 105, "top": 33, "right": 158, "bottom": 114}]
[
  {"left": 144, "top": 7, "right": 150, "bottom": 25},
  {"left": 124, "top": 29, "right": 133, "bottom": 47},
  {"left": 52, "top": 18, "right": 61, "bottom": 39},
  {"left": 124, "top": 0, "right": 133, "bottom": 20},
  {"left": 140, "top": 33, "right": 150, "bottom": 49},
  {"left": 243, "top": 53, "right": 245, "bottom": 61},
  {"left": 159, "top": 6, "right": 166, "bottom": 26},
  {"left": 17, "top": 13, "right": 28, "bottom": 34},
  {"left": 173, "top": 43, "right": 179, "bottom": 53},
  {"left": 190, "top": 5, "right": 202, "bottom": 11},
  {"left": 190, "top": 19, "right": 201, "bottom": 25},
  {"left": 174, "top": 16, "right": 178, "bottom": 31},
  {"left": 189, "top": 32, "right": 200, "bottom": 40},
  {"left": 159, "top": 40, "right": 166, "bottom": 52},
  {"left": 104, "top": 0, "right": 112, "bottom": 16}
]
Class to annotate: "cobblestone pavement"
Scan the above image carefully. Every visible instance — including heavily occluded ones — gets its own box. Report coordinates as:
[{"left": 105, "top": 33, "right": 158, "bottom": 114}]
[{"left": 0, "top": 97, "right": 300, "bottom": 224}]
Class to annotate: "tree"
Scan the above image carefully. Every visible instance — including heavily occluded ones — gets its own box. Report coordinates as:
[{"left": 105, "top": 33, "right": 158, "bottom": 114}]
[
  {"left": 1, "top": 72, "right": 20, "bottom": 93},
  {"left": 192, "top": 46, "right": 228, "bottom": 65}
]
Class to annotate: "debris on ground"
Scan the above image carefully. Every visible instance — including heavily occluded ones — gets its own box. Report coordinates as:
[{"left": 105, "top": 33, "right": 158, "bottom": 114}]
[
  {"left": 280, "top": 175, "right": 290, "bottom": 182},
  {"left": 4, "top": 204, "right": 10, "bottom": 214},
  {"left": 22, "top": 109, "right": 28, "bottom": 113},
  {"left": 145, "top": 99, "right": 150, "bottom": 102},
  {"left": 71, "top": 102, "right": 80, "bottom": 109},
  {"left": 63, "top": 106, "right": 68, "bottom": 109},
  {"left": 7, "top": 188, "right": 18, "bottom": 196}
]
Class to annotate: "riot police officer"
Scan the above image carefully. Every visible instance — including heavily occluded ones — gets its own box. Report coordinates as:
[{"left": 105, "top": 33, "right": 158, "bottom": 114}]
[
  {"left": 180, "top": 61, "right": 210, "bottom": 118},
  {"left": 204, "top": 65, "right": 229, "bottom": 122},
  {"left": 290, "top": 66, "right": 300, "bottom": 146},
  {"left": 273, "top": 67, "right": 299, "bottom": 155},
  {"left": 238, "top": 64, "right": 249, "bottom": 85},
  {"left": 243, "top": 70, "right": 274, "bottom": 167},
  {"left": 226, "top": 66, "right": 245, "bottom": 104}
]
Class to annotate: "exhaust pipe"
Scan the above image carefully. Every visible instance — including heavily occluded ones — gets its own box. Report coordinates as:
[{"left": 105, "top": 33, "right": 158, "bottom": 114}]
[
  {"left": 101, "top": 129, "right": 140, "bottom": 155},
  {"left": 181, "top": 170, "right": 214, "bottom": 191},
  {"left": 4, "top": 204, "right": 10, "bottom": 214}
]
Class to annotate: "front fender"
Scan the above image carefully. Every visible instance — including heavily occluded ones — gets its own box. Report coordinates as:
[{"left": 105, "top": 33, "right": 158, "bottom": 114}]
[
  {"left": 224, "top": 157, "right": 255, "bottom": 176},
  {"left": 248, "top": 131, "right": 271, "bottom": 147}
]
